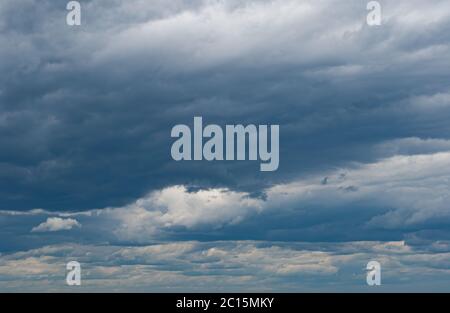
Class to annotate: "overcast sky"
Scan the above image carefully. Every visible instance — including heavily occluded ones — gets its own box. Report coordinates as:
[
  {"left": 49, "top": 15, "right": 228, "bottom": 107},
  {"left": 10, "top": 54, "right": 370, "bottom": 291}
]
[{"left": 1, "top": 0, "right": 450, "bottom": 291}]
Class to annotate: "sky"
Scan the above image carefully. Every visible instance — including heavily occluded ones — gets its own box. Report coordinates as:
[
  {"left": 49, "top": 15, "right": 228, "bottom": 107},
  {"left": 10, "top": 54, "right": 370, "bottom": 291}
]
[{"left": 0, "top": 0, "right": 450, "bottom": 292}]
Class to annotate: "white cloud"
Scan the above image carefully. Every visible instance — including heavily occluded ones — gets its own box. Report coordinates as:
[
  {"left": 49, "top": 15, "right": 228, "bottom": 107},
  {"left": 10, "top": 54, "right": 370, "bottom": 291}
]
[
  {"left": 90, "top": 0, "right": 450, "bottom": 75},
  {"left": 31, "top": 217, "right": 81, "bottom": 232},
  {"left": 109, "top": 185, "right": 263, "bottom": 241}
]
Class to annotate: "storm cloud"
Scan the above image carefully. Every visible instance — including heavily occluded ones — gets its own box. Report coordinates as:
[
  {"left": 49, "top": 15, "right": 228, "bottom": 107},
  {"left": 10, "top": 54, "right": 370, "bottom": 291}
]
[
  {"left": 1, "top": 0, "right": 450, "bottom": 210},
  {"left": 1, "top": 0, "right": 450, "bottom": 291}
]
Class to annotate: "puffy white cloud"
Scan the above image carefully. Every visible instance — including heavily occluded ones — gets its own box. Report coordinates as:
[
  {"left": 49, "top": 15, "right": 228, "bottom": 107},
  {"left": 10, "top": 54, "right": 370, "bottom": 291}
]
[
  {"left": 108, "top": 185, "right": 263, "bottom": 240},
  {"left": 31, "top": 217, "right": 81, "bottom": 232}
]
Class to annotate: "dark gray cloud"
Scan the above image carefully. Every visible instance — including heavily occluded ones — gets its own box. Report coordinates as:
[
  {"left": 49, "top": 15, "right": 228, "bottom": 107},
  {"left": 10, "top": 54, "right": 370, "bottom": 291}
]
[{"left": 1, "top": 0, "right": 450, "bottom": 211}]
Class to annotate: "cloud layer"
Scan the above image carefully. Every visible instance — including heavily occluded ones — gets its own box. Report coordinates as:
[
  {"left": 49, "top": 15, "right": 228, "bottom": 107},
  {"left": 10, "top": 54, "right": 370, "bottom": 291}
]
[
  {"left": 1, "top": 0, "right": 450, "bottom": 291},
  {"left": 0, "top": 240, "right": 449, "bottom": 292}
]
